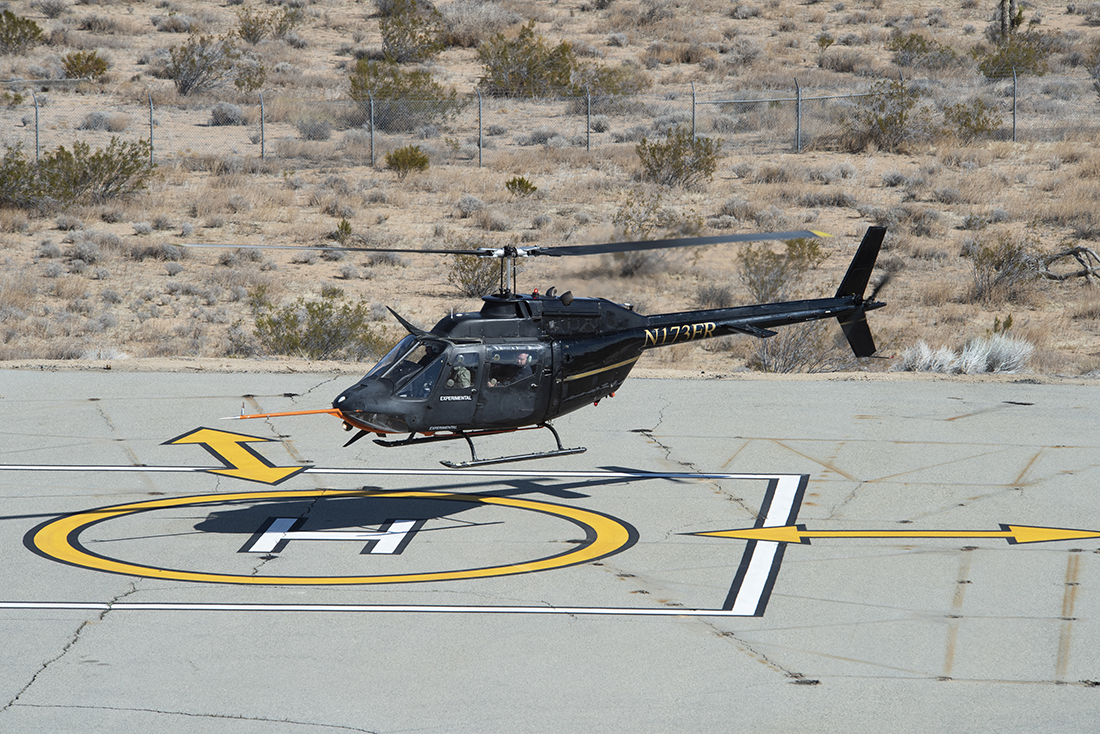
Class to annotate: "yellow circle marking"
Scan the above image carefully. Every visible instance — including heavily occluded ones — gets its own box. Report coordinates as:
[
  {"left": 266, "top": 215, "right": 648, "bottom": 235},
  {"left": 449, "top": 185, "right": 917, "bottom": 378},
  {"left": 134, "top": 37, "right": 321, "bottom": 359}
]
[{"left": 31, "top": 489, "right": 635, "bottom": 585}]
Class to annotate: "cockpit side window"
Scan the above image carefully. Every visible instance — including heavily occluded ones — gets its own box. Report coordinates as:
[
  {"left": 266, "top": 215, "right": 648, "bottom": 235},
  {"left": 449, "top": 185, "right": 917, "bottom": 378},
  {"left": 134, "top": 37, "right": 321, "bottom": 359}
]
[{"left": 443, "top": 352, "right": 479, "bottom": 391}]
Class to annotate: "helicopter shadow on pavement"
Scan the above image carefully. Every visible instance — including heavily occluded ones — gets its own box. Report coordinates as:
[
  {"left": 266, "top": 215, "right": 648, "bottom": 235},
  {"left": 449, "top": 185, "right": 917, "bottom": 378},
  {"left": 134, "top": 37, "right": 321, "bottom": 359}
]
[{"left": 191, "top": 473, "right": 643, "bottom": 539}]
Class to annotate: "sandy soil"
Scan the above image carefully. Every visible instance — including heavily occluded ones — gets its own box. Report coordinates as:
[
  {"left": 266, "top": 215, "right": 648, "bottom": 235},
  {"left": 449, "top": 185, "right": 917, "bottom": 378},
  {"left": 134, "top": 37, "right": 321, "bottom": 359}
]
[{"left": 2, "top": 1, "right": 1099, "bottom": 377}]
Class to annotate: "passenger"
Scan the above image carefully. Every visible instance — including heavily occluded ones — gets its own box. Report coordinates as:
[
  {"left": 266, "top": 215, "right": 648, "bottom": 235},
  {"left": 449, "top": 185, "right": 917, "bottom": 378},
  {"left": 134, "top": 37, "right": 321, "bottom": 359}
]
[{"left": 488, "top": 352, "right": 536, "bottom": 387}]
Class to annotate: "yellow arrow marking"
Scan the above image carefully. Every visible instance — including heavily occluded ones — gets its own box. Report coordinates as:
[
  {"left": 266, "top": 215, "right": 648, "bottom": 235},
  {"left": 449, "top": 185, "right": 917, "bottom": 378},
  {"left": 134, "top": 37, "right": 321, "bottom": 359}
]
[
  {"left": 165, "top": 428, "right": 308, "bottom": 485},
  {"left": 693, "top": 524, "right": 1100, "bottom": 545}
]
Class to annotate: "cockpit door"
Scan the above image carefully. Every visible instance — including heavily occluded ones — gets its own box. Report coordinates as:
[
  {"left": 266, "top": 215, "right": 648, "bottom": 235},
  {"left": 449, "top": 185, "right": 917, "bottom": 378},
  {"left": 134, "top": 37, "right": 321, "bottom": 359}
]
[
  {"left": 426, "top": 347, "right": 480, "bottom": 429},
  {"left": 473, "top": 344, "right": 551, "bottom": 428}
]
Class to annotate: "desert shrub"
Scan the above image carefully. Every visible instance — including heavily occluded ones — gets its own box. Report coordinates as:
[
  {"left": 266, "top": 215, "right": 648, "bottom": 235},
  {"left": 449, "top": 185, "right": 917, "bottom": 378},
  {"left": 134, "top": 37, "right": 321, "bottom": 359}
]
[
  {"left": 504, "top": 176, "right": 537, "bottom": 197},
  {"left": 440, "top": 0, "right": 521, "bottom": 48},
  {"left": 80, "top": 15, "right": 123, "bottom": 34},
  {"left": 234, "top": 6, "right": 301, "bottom": 45},
  {"left": 0, "top": 10, "right": 44, "bottom": 56},
  {"left": 62, "top": 50, "right": 108, "bottom": 80},
  {"left": 76, "top": 111, "right": 128, "bottom": 132},
  {"left": 965, "top": 232, "right": 1040, "bottom": 304},
  {"left": 748, "top": 320, "right": 862, "bottom": 374},
  {"left": 800, "top": 190, "right": 857, "bottom": 208},
  {"left": 235, "top": 7, "right": 271, "bottom": 44},
  {"left": 56, "top": 215, "right": 84, "bottom": 231},
  {"left": 819, "top": 49, "right": 867, "bottom": 73},
  {"left": 696, "top": 283, "right": 733, "bottom": 309},
  {"left": 166, "top": 34, "right": 238, "bottom": 96},
  {"left": 209, "top": 102, "right": 247, "bottom": 126},
  {"left": 234, "top": 57, "right": 266, "bottom": 93},
  {"left": 332, "top": 218, "right": 353, "bottom": 245},
  {"left": 886, "top": 31, "right": 959, "bottom": 69},
  {"left": 152, "top": 14, "right": 197, "bottom": 33},
  {"left": 975, "top": 32, "right": 1050, "bottom": 78},
  {"left": 852, "top": 78, "right": 920, "bottom": 152},
  {"left": 385, "top": 144, "right": 429, "bottom": 180},
  {"left": 380, "top": 0, "right": 445, "bottom": 63},
  {"left": 296, "top": 118, "right": 332, "bottom": 141},
  {"left": 738, "top": 239, "right": 823, "bottom": 302},
  {"left": 477, "top": 21, "right": 575, "bottom": 96},
  {"left": 636, "top": 127, "right": 721, "bottom": 188},
  {"left": 348, "top": 59, "right": 464, "bottom": 133},
  {"left": 942, "top": 98, "right": 1001, "bottom": 143},
  {"left": 33, "top": 1, "right": 69, "bottom": 20},
  {"left": 456, "top": 194, "right": 484, "bottom": 218},
  {"left": 1, "top": 139, "right": 154, "bottom": 209},
  {"left": 249, "top": 285, "right": 388, "bottom": 361},
  {"left": 447, "top": 242, "right": 498, "bottom": 297},
  {"left": 477, "top": 21, "right": 649, "bottom": 98}
]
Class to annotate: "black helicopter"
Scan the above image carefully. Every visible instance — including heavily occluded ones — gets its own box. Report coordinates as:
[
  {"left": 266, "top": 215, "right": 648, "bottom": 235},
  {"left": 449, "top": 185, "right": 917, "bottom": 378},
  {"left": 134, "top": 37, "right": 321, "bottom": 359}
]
[{"left": 207, "top": 226, "right": 887, "bottom": 467}]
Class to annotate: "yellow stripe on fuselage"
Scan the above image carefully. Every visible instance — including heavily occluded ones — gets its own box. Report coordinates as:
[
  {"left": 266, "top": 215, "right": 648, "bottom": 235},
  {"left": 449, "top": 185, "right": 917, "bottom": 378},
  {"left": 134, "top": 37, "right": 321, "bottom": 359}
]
[{"left": 562, "top": 356, "right": 641, "bottom": 383}]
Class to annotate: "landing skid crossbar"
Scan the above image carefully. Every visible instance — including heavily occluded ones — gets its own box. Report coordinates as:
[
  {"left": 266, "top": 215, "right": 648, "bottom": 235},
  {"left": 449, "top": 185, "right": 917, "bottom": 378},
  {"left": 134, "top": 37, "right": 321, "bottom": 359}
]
[{"left": 372, "top": 424, "right": 585, "bottom": 467}]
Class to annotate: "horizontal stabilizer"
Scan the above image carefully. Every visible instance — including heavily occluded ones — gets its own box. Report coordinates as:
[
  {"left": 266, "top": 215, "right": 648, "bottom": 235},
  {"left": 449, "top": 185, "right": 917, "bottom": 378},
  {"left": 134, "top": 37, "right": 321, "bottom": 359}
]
[{"left": 725, "top": 323, "right": 778, "bottom": 339}]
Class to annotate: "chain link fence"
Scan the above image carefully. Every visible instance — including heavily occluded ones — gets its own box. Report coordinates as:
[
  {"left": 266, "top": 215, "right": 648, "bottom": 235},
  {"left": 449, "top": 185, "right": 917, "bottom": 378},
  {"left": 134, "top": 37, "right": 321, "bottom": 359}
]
[{"left": 4, "top": 72, "right": 1100, "bottom": 169}]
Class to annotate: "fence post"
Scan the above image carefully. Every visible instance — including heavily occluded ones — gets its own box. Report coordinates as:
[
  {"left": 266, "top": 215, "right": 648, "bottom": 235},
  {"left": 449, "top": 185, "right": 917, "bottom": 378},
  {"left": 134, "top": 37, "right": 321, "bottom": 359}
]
[
  {"left": 1012, "top": 68, "right": 1017, "bottom": 143},
  {"left": 31, "top": 92, "right": 39, "bottom": 161},
  {"left": 259, "top": 92, "right": 266, "bottom": 161},
  {"left": 369, "top": 91, "right": 375, "bottom": 167},
  {"left": 477, "top": 88, "right": 483, "bottom": 168},
  {"left": 148, "top": 94, "right": 154, "bottom": 164},
  {"left": 794, "top": 78, "right": 802, "bottom": 153},
  {"left": 586, "top": 87, "right": 591, "bottom": 152},
  {"left": 690, "top": 81, "right": 696, "bottom": 139}
]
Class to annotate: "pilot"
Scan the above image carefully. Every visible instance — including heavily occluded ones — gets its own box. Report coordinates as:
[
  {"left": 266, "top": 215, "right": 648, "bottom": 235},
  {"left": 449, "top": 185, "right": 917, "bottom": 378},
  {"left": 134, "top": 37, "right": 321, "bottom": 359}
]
[
  {"left": 417, "top": 342, "right": 443, "bottom": 366},
  {"left": 447, "top": 354, "right": 472, "bottom": 388}
]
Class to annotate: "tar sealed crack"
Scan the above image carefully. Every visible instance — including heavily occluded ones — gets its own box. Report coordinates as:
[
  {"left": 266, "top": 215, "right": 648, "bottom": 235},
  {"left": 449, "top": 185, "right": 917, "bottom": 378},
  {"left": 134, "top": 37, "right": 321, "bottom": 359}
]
[{"left": 3, "top": 583, "right": 139, "bottom": 713}]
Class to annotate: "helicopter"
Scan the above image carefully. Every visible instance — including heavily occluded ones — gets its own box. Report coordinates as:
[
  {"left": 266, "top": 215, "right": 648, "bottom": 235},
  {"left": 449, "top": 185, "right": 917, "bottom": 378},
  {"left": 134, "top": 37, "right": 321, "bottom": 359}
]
[{"left": 201, "top": 225, "right": 888, "bottom": 467}]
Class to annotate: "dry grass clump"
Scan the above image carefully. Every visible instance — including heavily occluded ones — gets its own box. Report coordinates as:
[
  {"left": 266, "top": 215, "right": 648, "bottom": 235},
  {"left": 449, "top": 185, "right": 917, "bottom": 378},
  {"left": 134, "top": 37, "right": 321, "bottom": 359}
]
[{"left": 893, "top": 333, "right": 1034, "bottom": 374}]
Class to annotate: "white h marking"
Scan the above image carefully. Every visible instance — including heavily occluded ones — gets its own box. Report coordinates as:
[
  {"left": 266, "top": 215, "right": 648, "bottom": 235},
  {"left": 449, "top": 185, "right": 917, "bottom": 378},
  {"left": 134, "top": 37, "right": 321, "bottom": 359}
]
[{"left": 245, "top": 519, "right": 420, "bottom": 554}]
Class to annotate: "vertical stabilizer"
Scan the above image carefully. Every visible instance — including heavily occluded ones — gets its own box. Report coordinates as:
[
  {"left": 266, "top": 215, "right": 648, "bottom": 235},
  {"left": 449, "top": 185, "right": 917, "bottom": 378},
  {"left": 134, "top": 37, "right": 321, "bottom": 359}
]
[
  {"left": 835, "top": 227, "right": 886, "bottom": 358},
  {"left": 835, "top": 227, "right": 886, "bottom": 298}
]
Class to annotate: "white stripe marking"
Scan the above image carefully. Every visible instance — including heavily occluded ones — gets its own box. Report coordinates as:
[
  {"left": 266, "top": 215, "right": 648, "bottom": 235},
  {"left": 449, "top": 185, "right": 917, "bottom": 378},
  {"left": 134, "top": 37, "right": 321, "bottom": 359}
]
[
  {"left": 0, "top": 601, "right": 757, "bottom": 616},
  {"left": 727, "top": 474, "right": 802, "bottom": 616}
]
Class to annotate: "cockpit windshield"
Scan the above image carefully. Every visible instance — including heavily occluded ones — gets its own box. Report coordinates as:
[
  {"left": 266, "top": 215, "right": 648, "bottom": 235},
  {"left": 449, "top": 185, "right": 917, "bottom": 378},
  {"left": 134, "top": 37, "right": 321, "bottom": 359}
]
[
  {"left": 363, "top": 336, "right": 450, "bottom": 399},
  {"left": 363, "top": 334, "right": 417, "bottom": 380}
]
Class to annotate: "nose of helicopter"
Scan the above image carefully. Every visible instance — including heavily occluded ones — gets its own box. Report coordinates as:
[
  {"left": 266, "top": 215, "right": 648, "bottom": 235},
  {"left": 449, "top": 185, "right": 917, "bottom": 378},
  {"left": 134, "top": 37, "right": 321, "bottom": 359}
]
[
  {"left": 333, "top": 379, "right": 387, "bottom": 412},
  {"left": 332, "top": 379, "right": 410, "bottom": 433}
]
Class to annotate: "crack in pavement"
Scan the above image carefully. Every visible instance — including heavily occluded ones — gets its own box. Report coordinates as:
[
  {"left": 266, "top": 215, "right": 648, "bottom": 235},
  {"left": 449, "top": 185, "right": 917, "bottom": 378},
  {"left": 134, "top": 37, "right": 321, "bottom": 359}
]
[
  {"left": 2, "top": 583, "right": 139, "bottom": 713},
  {"left": 632, "top": 403, "right": 754, "bottom": 518},
  {"left": 249, "top": 494, "right": 324, "bottom": 576},
  {"left": 8, "top": 703, "right": 379, "bottom": 732},
  {"left": 708, "top": 625, "right": 814, "bottom": 683}
]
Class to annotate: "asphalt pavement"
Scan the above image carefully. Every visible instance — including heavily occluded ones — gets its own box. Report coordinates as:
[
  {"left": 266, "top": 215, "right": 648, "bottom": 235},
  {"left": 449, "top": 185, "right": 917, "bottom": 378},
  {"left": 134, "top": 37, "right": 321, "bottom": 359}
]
[{"left": 1, "top": 368, "right": 1098, "bottom": 733}]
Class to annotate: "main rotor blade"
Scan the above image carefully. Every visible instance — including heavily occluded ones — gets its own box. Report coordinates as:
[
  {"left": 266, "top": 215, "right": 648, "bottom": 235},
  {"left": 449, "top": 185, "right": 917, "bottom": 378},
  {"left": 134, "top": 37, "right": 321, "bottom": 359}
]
[
  {"left": 528, "top": 230, "right": 830, "bottom": 257},
  {"left": 181, "top": 243, "right": 491, "bottom": 256},
  {"left": 182, "top": 229, "right": 830, "bottom": 260}
]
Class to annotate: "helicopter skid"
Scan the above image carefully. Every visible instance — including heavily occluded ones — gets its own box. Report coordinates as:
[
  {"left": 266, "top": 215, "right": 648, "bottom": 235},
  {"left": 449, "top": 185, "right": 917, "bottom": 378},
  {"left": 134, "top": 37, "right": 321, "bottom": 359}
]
[
  {"left": 441, "top": 445, "right": 587, "bottom": 469},
  {"left": 373, "top": 424, "right": 585, "bottom": 468}
]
